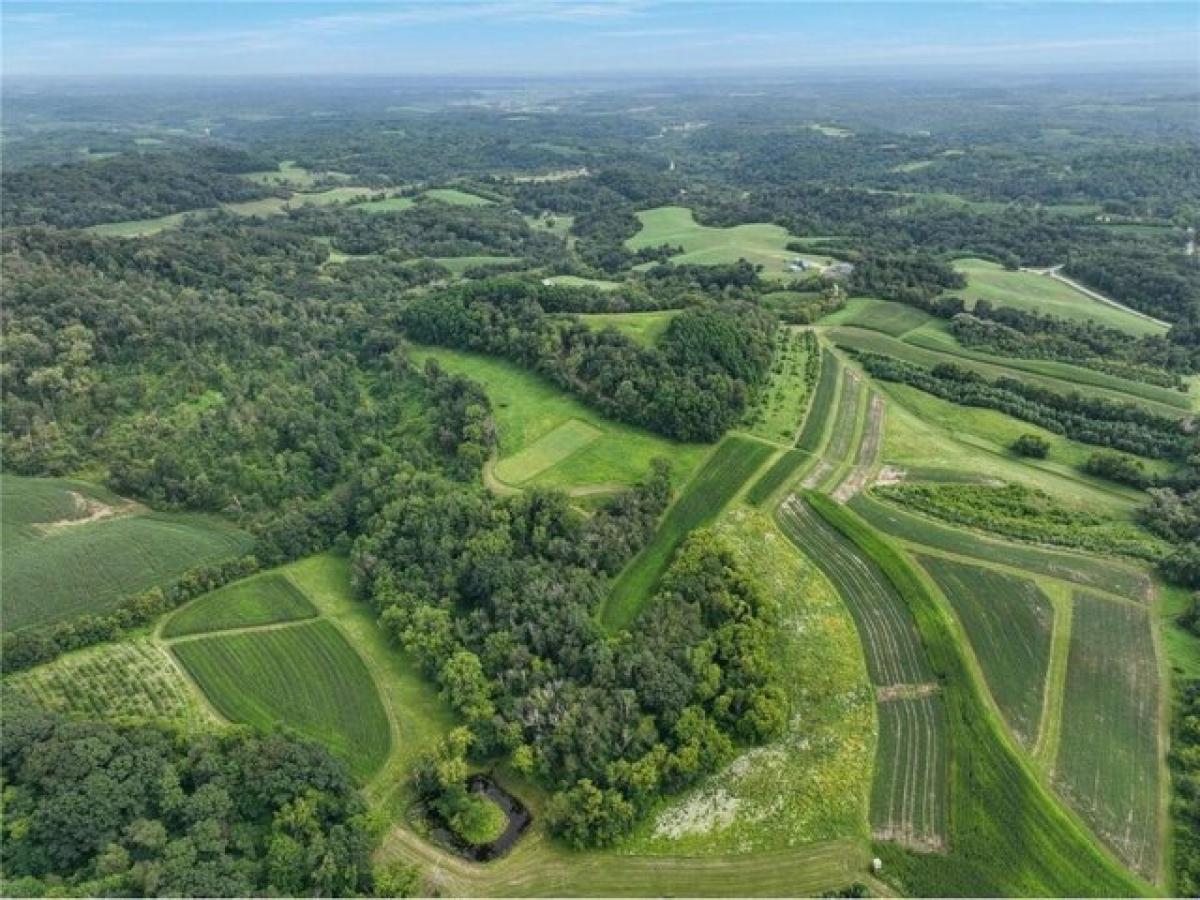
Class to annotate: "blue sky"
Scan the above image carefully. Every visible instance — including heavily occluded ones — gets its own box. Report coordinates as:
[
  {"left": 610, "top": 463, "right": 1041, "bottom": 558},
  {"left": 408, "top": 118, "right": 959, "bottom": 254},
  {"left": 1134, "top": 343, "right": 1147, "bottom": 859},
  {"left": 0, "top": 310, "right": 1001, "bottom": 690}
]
[{"left": 3, "top": 2, "right": 1198, "bottom": 78}]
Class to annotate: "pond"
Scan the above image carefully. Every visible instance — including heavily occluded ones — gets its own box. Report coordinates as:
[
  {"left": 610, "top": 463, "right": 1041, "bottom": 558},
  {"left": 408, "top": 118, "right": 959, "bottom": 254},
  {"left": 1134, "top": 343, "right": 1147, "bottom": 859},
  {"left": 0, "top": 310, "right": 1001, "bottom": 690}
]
[{"left": 426, "top": 774, "right": 532, "bottom": 862}]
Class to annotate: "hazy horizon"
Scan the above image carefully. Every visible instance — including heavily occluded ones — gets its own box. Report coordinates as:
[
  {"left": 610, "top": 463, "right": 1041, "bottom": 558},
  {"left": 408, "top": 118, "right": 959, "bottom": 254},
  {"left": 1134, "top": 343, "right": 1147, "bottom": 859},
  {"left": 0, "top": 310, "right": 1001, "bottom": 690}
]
[{"left": 4, "top": 1, "right": 1198, "bottom": 80}]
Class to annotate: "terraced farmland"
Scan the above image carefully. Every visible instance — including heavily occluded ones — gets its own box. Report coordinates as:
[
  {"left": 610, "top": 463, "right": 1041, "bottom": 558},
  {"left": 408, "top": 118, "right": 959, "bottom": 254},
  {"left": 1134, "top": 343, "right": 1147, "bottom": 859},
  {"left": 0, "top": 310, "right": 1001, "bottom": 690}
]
[
  {"left": 804, "top": 370, "right": 863, "bottom": 490},
  {"left": 3, "top": 639, "right": 208, "bottom": 723},
  {"left": 162, "top": 573, "right": 318, "bottom": 638},
  {"left": 832, "top": 391, "right": 885, "bottom": 502},
  {"left": 848, "top": 493, "right": 1152, "bottom": 601},
  {"left": 919, "top": 555, "right": 1053, "bottom": 748},
  {"left": 171, "top": 619, "right": 391, "bottom": 778},
  {"left": 1055, "top": 592, "right": 1161, "bottom": 878},
  {"left": 776, "top": 496, "right": 946, "bottom": 850},
  {"left": 2, "top": 474, "right": 253, "bottom": 631},
  {"left": 795, "top": 348, "right": 840, "bottom": 452},
  {"left": 601, "top": 436, "right": 775, "bottom": 630}
]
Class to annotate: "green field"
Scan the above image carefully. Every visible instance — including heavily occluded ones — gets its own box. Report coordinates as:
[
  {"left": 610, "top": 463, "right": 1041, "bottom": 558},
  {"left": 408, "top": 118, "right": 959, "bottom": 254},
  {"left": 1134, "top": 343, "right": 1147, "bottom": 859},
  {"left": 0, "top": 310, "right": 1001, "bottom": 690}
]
[
  {"left": 241, "top": 161, "right": 348, "bottom": 189},
  {"left": 795, "top": 348, "right": 840, "bottom": 452},
  {"left": 745, "top": 449, "right": 811, "bottom": 507},
  {"left": 622, "top": 509, "right": 874, "bottom": 855},
  {"left": 872, "top": 695, "right": 949, "bottom": 849},
  {"left": 578, "top": 310, "right": 678, "bottom": 347},
  {"left": 424, "top": 187, "right": 495, "bottom": 206},
  {"left": 1, "top": 474, "right": 253, "bottom": 632},
  {"left": 821, "top": 298, "right": 932, "bottom": 337},
  {"left": 626, "top": 206, "right": 833, "bottom": 278},
  {"left": 350, "top": 195, "right": 416, "bottom": 213},
  {"left": 776, "top": 497, "right": 943, "bottom": 848},
  {"left": 3, "top": 639, "right": 209, "bottom": 724},
  {"left": 805, "top": 496, "right": 1145, "bottom": 897},
  {"left": 1055, "top": 592, "right": 1162, "bottom": 878},
  {"left": 172, "top": 618, "right": 391, "bottom": 779},
  {"left": 805, "top": 370, "right": 864, "bottom": 491},
  {"left": 409, "top": 346, "right": 707, "bottom": 491},
  {"left": 919, "top": 555, "right": 1054, "bottom": 748},
  {"left": 848, "top": 493, "right": 1152, "bottom": 601},
  {"left": 742, "top": 328, "right": 814, "bottom": 443},
  {"left": 601, "top": 436, "right": 775, "bottom": 630},
  {"left": 162, "top": 572, "right": 318, "bottom": 638},
  {"left": 950, "top": 258, "right": 1166, "bottom": 337},
  {"left": 542, "top": 274, "right": 620, "bottom": 290},
  {"left": 86, "top": 210, "right": 195, "bottom": 237}
]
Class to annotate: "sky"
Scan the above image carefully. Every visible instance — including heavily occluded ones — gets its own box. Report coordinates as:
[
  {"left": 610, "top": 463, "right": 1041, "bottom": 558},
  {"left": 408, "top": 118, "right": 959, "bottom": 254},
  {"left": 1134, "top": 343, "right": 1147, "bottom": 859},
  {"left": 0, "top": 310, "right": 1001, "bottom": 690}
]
[{"left": 3, "top": 1, "right": 1198, "bottom": 79}]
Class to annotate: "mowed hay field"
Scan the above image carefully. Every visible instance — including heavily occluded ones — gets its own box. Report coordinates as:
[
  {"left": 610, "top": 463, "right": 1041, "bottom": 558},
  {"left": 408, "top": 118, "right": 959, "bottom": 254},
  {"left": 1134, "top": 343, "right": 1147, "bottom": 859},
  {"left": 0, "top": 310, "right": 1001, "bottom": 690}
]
[
  {"left": 602, "top": 436, "right": 776, "bottom": 631},
  {"left": 1, "top": 474, "right": 253, "bottom": 631},
  {"left": 622, "top": 508, "right": 875, "bottom": 855},
  {"left": 626, "top": 206, "right": 834, "bottom": 278},
  {"left": 820, "top": 298, "right": 932, "bottom": 338},
  {"left": 3, "top": 639, "right": 210, "bottom": 724},
  {"left": 919, "top": 555, "right": 1053, "bottom": 749},
  {"left": 775, "top": 497, "right": 945, "bottom": 849},
  {"left": 162, "top": 573, "right": 318, "bottom": 638},
  {"left": 1055, "top": 592, "right": 1162, "bottom": 878},
  {"left": 171, "top": 619, "right": 391, "bottom": 779},
  {"left": 409, "top": 346, "right": 707, "bottom": 491},
  {"left": 949, "top": 258, "right": 1165, "bottom": 336}
]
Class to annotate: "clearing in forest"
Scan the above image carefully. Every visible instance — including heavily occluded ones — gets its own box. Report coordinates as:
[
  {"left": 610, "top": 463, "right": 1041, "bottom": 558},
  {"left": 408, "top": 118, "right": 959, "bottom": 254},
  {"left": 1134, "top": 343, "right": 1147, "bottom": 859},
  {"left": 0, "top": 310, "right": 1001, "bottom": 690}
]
[
  {"left": 601, "top": 436, "right": 776, "bottom": 631},
  {"left": 1055, "top": 591, "right": 1162, "bottom": 879},
  {"left": 776, "top": 496, "right": 945, "bottom": 849},
  {"left": 578, "top": 309, "right": 679, "bottom": 347},
  {"left": 171, "top": 618, "right": 391, "bottom": 779},
  {"left": 919, "top": 555, "right": 1054, "bottom": 748},
  {"left": 424, "top": 187, "right": 495, "bottom": 206},
  {"left": 162, "top": 572, "right": 318, "bottom": 638},
  {"left": 1, "top": 474, "right": 253, "bottom": 632},
  {"left": 623, "top": 508, "right": 875, "bottom": 855},
  {"left": 409, "top": 346, "right": 707, "bottom": 491},
  {"left": 626, "top": 206, "right": 834, "bottom": 278},
  {"left": 3, "top": 639, "right": 210, "bottom": 725},
  {"left": 949, "top": 258, "right": 1166, "bottom": 337}
]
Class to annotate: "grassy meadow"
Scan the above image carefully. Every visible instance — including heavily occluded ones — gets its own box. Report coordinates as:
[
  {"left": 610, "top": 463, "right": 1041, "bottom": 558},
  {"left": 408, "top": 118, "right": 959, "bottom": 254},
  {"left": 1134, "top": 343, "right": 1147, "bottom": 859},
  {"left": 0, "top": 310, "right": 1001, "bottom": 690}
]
[
  {"left": 578, "top": 310, "right": 679, "bottom": 347},
  {"left": 626, "top": 206, "right": 834, "bottom": 278},
  {"left": 409, "top": 346, "right": 708, "bottom": 491},
  {"left": 162, "top": 572, "right": 318, "bottom": 638}
]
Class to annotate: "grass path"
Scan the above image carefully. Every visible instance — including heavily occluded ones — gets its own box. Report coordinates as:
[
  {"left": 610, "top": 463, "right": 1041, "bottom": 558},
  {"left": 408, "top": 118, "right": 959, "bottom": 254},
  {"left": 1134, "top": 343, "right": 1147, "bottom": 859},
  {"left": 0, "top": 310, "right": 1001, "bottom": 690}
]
[{"left": 1033, "top": 581, "right": 1073, "bottom": 771}]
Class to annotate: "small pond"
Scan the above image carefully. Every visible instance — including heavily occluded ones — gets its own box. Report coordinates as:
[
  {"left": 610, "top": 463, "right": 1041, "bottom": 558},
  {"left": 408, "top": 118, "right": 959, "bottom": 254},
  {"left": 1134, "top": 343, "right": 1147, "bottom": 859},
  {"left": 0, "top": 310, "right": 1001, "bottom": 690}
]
[{"left": 425, "top": 774, "right": 532, "bottom": 862}]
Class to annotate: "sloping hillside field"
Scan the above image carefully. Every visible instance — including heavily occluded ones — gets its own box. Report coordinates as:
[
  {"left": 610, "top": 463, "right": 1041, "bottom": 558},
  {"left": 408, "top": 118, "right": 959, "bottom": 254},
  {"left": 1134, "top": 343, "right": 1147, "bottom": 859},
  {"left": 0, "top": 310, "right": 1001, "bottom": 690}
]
[{"left": 1, "top": 474, "right": 253, "bottom": 631}]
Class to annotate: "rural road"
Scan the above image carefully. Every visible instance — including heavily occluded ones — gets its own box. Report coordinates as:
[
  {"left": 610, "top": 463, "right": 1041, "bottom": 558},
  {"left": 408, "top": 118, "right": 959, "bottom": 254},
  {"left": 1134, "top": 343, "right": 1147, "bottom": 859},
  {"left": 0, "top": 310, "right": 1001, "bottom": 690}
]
[{"left": 1022, "top": 265, "right": 1171, "bottom": 329}]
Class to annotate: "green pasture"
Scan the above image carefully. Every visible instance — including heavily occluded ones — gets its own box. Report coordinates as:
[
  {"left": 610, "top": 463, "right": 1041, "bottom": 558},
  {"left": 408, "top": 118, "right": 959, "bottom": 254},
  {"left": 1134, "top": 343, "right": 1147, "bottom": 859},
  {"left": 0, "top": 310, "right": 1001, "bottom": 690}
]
[
  {"left": 1, "top": 474, "right": 253, "bottom": 632},
  {"left": 240, "top": 161, "right": 348, "bottom": 190},
  {"left": 601, "top": 436, "right": 775, "bottom": 631},
  {"left": 350, "top": 195, "right": 416, "bottom": 213},
  {"left": 621, "top": 508, "right": 875, "bottom": 855},
  {"left": 172, "top": 618, "right": 391, "bottom": 779},
  {"left": 409, "top": 346, "right": 707, "bottom": 491},
  {"left": 86, "top": 210, "right": 195, "bottom": 237},
  {"left": 919, "top": 556, "right": 1053, "bottom": 749},
  {"left": 162, "top": 572, "right": 318, "bottom": 638},
  {"left": 433, "top": 255, "right": 524, "bottom": 274},
  {"left": 1055, "top": 592, "right": 1162, "bottom": 880},
  {"left": 821, "top": 298, "right": 932, "bottom": 337},
  {"left": 578, "top": 310, "right": 678, "bottom": 347},
  {"left": 626, "top": 206, "right": 834, "bottom": 278},
  {"left": 949, "top": 258, "right": 1165, "bottom": 337},
  {"left": 542, "top": 274, "right": 620, "bottom": 290}
]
